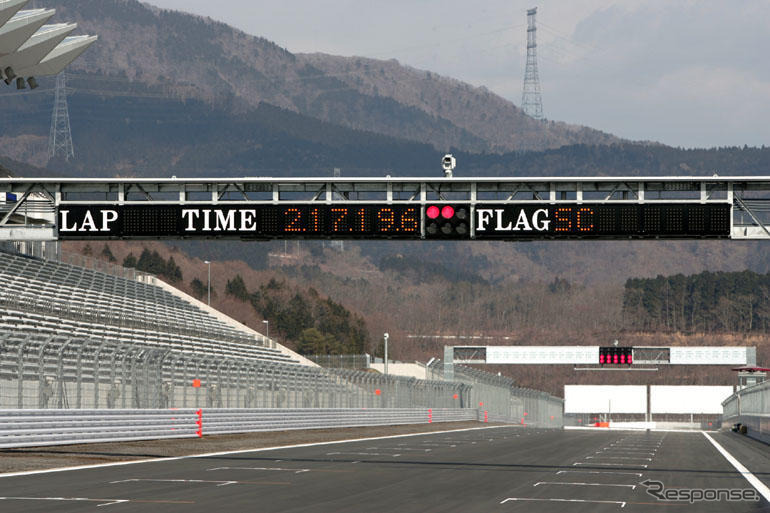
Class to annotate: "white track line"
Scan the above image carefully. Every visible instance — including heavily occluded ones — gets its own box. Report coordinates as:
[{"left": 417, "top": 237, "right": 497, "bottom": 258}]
[
  {"left": 206, "top": 467, "right": 310, "bottom": 473},
  {"left": 557, "top": 470, "right": 643, "bottom": 477},
  {"left": 501, "top": 497, "right": 626, "bottom": 507},
  {"left": 109, "top": 478, "right": 288, "bottom": 487},
  {"left": 534, "top": 481, "right": 636, "bottom": 489},
  {"left": 573, "top": 462, "right": 647, "bottom": 468},
  {"left": 585, "top": 456, "right": 652, "bottom": 461},
  {"left": 326, "top": 452, "right": 400, "bottom": 457},
  {"left": 702, "top": 432, "right": 770, "bottom": 502},
  {"left": 0, "top": 425, "right": 510, "bottom": 478}
]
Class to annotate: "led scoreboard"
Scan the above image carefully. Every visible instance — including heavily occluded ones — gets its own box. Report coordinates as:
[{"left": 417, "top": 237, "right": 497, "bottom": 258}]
[
  {"left": 57, "top": 202, "right": 731, "bottom": 239},
  {"left": 58, "top": 204, "right": 421, "bottom": 239},
  {"left": 469, "top": 203, "right": 731, "bottom": 239}
]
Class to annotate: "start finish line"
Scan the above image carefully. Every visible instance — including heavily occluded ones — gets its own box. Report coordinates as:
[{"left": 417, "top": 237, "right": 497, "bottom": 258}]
[{"left": 1, "top": 175, "right": 769, "bottom": 240}]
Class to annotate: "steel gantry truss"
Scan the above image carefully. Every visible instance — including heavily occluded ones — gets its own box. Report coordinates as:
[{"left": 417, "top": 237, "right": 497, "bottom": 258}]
[{"left": 2, "top": 175, "right": 770, "bottom": 240}]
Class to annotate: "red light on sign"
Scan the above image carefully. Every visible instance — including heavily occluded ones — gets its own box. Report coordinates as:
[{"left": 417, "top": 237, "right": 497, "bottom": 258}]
[
  {"left": 453, "top": 394, "right": 459, "bottom": 399},
  {"left": 523, "top": 412, "right": 528, "bottom": 416},
  {"left": 426, "top": 206, "right": 440, "bottom": 219},
  {"left": 375, "top": 389, "right": 381, "bottom": 395},
  {"left": 628, "top": 354, "right": 633, "bottom": 364},
  {"left": 441, "top": 206, "right": 455, "bottom": 219},
  {"left": 479, "top": 401, "right": 484, "bottom": 407},
  {"left": 599, "top": 354, "right": 605, "bottom": 364},
  {"left": 192, "top": 379, "right": 201, "bottom": 388}
]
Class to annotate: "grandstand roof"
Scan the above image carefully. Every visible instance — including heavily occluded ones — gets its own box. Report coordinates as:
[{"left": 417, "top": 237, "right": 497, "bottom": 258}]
[
  {"left": 0, "top": 23, "right": 76, "bottom": 71},
  {"left": 0, "top": 9, "right": 55, "bottom": 55},
  {"left": 0, "top": 0, "right": 30, "bottom": 27},
  {"left": 0, "top": 1, "right": 96, "bottom": 88}
]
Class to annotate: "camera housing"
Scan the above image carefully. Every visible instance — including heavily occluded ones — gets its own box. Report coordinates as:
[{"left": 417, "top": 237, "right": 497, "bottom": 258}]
[{"left": 442, "top": 154, "right": 456, "bottom": 177}]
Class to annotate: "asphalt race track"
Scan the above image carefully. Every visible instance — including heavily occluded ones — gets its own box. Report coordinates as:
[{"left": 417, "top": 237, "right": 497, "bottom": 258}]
[{"left": 0, "top": 426, "right": 768, "bottom": 512}]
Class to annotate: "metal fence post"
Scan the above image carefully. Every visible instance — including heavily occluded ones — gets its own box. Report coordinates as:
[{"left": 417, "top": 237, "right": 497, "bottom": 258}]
[
  {"left": 156, "top": 350, "right": 170, "bottom": 408},
  {"left": 74, "top": 338, "right": 89, "bottom": 409},
  {"left": 35, "top": 337, "right": 54, "bottom": 409},
  {"left": 93, "top": 339, "right": 107, "bottom": 409},
  {"left": 56, "top": 338, "right": 73, "bottom": 408}
]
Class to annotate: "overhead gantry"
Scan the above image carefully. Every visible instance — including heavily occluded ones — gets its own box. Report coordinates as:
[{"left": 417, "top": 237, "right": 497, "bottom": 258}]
[{"left": 1, "top": 175, "right": 769, "bottom": 240}]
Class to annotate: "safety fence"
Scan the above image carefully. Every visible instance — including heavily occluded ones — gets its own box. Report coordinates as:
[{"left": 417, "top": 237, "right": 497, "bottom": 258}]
[
  {"left": 426, "top": 359, "right": 563, "bottom": 427},
  {"left": 0, "top": 408, "right": 480, "bottom": 448},
  {"left": 0, "top": 333, "right": 564, "bottom": 442},
  {"left": 722, "top": 381, "right": 770, "bottom": 444},
  {"left": 0, "top": 333, "right": 479, "bottom": 411}
]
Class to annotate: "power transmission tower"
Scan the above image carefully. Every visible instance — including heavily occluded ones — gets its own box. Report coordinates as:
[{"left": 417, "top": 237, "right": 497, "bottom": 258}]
[
  {"left": 48, "top": 72, "right": 75, "bottom": 162},
  {"left": 521, "top": 7, "right": 544, "bottom": 120}
]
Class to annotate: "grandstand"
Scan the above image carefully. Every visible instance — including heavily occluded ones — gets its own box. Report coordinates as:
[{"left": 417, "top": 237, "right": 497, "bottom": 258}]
[
  {"left": 0, "top": 249, "right": 303, "bottom": 363},
  {"left": 0, "top": 245, "right": 562, "bottom": 431}
]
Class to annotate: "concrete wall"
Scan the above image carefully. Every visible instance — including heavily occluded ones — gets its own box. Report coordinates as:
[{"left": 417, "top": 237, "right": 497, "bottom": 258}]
[
  {"left": 564, "top": 385, "right": 647, "bottom": 414},
  {"left": 369, "top": 363, "right": 428, "bottom": 379},
  {"left": 565, "top": 384, "right": 736, "bottom": 416},
  {"left": 651, "top": 386, "right": 734, "bottom": 414}
]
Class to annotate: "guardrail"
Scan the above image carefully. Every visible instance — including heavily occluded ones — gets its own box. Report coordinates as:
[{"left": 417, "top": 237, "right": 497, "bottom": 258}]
[
  {"left": 0, "top": 408, "right": 481, "bottom": 448},
  {"left": 721, "top": 381, "right": 770, "bottom": 444}
]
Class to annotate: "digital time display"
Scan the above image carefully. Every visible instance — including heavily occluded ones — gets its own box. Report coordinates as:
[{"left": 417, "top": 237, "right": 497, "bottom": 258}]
[
  {"left": 56, "top": 202, "right": 732, "bottom": 240},
  {"left": 471, "top": 203, "right": 731, "bottom": 239},
  {"left": 58, "top": 204, "right": 420, "bottom": 239}
]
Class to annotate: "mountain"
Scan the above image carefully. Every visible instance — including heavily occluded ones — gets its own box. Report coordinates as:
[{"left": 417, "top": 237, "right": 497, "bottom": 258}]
[
  {"left": 31, "top": 0, "right": 618, "bottom": 153},
  {"left": 297, "top": 53, "right": 617, "bottom": 152},
  {"left": 3, "top": 81, "right": 769, "bottom": 177}
]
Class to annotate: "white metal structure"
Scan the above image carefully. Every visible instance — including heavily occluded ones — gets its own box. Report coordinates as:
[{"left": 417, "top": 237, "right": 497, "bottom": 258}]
[
  {"left": 449, "top": 345, "right": 755, "bottom": 366},
  {"left": 14, "top": 34, "right": 97, "bottom": 78},
  {"left": 0, "top": 0, "right": 29, "bottom": 26},
  {"left": 2, "top": 175, "right": 770, "bottom": 241},
  {"left": 0, "top": 9, "right": 54, "bottom": 56},
  {"left": 0, "top": 23, "right": 76, "bottom": 72},
  {"left": 0, "top": 1, "right": 96, "bottom": 88}
]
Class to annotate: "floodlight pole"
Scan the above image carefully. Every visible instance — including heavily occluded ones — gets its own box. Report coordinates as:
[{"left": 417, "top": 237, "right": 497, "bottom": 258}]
[
  {"left": 384, "top": 333, "right": 389, "bottom": 375},
  {"left": 204, "top": 260, "right": 211, "bottom": 306}
]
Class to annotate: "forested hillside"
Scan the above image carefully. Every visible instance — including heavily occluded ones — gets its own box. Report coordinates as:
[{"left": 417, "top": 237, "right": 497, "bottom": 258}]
[
  {"left": 624, "top": 270, "right": 770, "bottom": 333},
  {"left": 63, "top": 239, "right": 767, "bottom": 396},
  {"left": 3, "top": 84, "right": 769, "bottom": 177}
]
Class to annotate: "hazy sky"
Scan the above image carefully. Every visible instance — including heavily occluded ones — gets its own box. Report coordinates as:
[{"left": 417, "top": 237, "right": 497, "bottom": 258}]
[{"left": 149, "top": 0, "right": 770, "bottom": 149}]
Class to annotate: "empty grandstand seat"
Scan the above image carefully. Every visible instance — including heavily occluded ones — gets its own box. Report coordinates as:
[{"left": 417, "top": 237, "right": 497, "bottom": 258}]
[{"left": 0, "top": 250, "right": 299, "bottom": 364}]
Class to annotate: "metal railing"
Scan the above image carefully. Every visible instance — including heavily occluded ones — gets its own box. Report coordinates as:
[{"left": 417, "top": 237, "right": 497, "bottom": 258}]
[
  {"left": 0, "top": 334, "right": 464, "bottom": 410},
  {"left": 3, "top": 242, "right": 155, "bottom": 283},
  {"left": 427, "top": 359, "right": 564, "bottom": 427},
  {"left": 722, "top": 381, "right": 770, "bottom": 443},
  {"left": 0, "top": 334, "right": 563, "bottom": 424},
  {"left": 0, "top": 408, "right": 480, "bottom": 448},
  {"left": 0, "top": 293, "right": 259, "bottom": 348}
]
